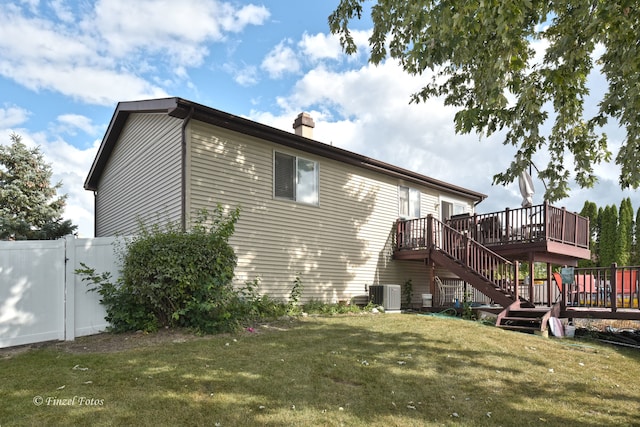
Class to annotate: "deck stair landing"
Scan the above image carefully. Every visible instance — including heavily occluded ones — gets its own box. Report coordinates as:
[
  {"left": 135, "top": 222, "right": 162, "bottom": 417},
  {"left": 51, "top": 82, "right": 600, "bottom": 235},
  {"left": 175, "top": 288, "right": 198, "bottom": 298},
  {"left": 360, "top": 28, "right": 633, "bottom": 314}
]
[{"left": 496, "top": 301, "right": 560, "bottom": 334}]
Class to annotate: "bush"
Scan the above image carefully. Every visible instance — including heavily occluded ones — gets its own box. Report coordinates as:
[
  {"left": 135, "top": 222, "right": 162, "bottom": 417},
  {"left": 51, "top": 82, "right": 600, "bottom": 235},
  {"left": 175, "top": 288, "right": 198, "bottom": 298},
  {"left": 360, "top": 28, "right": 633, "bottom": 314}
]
[
  {"left": 78, "top": 206, "right": 248, "bottom": 334},
  {"left": 302, "top": 299, "right": 374, "bottom": 315}
]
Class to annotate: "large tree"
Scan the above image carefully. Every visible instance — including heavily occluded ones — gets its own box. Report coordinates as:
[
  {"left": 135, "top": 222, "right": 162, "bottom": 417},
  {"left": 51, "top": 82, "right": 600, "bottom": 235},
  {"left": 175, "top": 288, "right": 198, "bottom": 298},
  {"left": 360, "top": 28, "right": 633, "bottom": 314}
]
[
  {"left": 0, "top": 133, "right": 76, "bottom": 240},
  {"left": 329, "top": 1, "right": 639, "bottom": 202}
]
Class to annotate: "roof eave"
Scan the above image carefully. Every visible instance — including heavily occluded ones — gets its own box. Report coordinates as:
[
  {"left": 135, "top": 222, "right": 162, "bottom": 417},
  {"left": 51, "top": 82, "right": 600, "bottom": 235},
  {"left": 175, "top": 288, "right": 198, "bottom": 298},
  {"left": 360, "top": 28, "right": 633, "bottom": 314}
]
[
  {"left": 84, "top": 98, "right": 180, "bottom": 191},
  {"left": 84, "top": 97, "right": 486, "bottom": 203}
]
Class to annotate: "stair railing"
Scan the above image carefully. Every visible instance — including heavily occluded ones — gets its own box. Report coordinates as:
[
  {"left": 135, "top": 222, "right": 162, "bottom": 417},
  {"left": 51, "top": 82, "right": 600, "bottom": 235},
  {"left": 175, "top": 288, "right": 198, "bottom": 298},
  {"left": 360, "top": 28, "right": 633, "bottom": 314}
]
[{"left": 429, "top": 215, "right": 517, "bottom": 299}]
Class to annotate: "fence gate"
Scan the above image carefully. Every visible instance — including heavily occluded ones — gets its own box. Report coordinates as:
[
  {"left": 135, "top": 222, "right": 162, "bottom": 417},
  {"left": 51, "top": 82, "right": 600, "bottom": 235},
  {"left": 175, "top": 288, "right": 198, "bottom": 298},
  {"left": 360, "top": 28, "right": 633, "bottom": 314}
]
[{"left": 0, "top": 236, "right": 119, "bottom": 349}]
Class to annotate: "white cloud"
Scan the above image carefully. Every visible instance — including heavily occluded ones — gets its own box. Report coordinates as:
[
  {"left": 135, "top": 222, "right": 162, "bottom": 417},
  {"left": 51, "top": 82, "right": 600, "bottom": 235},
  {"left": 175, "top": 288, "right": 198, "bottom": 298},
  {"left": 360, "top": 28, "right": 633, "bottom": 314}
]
[
  {"left": 7, "top": 63, "right": 168, "bottom": 106},
  {"left": 0, "top": 9, "right": 100, "bottom": 66},
  {"left": 0, "top": 1, "right": 269, "bottom": 106},
  {"left": 50, "top": 0, "right": 74, "bottom": 23},
  {"left": 56, "top": 114, "right": 100, "bottom": 136},
  {"left": 88, "top": 0, "right": 270, "bottom": 65},
  {"left": 235, "top": 4, "right": 271, "bottom": 27},
  {"left": 299, "top": 32, "right": 343, "bottom": 62},
  {"left": 223, "top": 63, "right": 259, "bottom": 86},
  {"left": 19, "top": 0, "right": 39, "bottom": 13},
  {"left": 297, "top": 30, "right": 371, "bottom": 66},
  {"left": 0, "top": 106, "right": 29, "bottom": 128},
  {"left": 261, "top": 39, "right": 301, "bottom": 79},
  {"left": 0, "top": 7, "right": 167, "bottom": 105}
]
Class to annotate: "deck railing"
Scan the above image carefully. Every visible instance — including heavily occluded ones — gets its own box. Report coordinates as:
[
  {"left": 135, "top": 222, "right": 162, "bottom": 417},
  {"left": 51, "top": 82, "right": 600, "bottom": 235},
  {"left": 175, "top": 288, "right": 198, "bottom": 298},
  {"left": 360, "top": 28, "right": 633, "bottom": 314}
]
[
  {"left": 447, "top": 202, "right": 589, "bottom": 248},
  {"left": 566, "top": 264, "right": 640, "bottom": 311}
]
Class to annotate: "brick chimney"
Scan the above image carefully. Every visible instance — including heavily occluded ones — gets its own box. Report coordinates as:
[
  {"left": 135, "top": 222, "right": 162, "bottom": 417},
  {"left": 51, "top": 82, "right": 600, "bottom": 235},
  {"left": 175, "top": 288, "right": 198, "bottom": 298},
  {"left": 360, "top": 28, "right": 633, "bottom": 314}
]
[{"left": 293, "top": 112, "right": 315, "bottom": 139}]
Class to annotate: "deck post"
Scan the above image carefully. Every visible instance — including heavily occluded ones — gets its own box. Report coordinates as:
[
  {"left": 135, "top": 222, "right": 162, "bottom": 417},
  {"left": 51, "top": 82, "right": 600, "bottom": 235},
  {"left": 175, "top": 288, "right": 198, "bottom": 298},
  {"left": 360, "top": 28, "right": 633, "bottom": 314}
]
[
  {"left": 584, "top": 216, "right": 590, "bottom": 248},
  {"left": 426, "top": 214, "right": 433, "bottom": 250},
  {"left": 528, "top": 252, "right": 535, "bottom": 303},
  {"left": 472, "top": 213, "right": 478, "bottom": 241},
  {"left": 514, "top": 261, "right": 519, "bottom": 301},
  {"left": 546, "top": 262, "right": 552, "bottom": 307},
  {"left": 505, "top": 208, "right": 510, "bottom": 242},
  {"left": 560, "top": 273, "right": 567, "bottom": 312},
  {"left": 561, "top": 207, "right": 567, "bottom": 242},
  {"left": 543, "top": 201, "right": 549, "bottom": 240}
]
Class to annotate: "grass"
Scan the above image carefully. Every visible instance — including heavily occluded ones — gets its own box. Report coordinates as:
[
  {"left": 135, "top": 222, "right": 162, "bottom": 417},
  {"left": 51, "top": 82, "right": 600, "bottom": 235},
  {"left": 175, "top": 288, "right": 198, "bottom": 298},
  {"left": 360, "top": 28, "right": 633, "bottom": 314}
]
[{"left": 2, "top": 313, "right": 640, "bottom": 426}]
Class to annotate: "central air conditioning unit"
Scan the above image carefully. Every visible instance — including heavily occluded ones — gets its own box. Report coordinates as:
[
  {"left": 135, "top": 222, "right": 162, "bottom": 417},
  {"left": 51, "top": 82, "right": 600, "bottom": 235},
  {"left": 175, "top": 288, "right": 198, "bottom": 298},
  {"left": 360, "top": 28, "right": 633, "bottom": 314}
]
[{"left": 369, "top": 285, "right": 401, "bottom": 312}]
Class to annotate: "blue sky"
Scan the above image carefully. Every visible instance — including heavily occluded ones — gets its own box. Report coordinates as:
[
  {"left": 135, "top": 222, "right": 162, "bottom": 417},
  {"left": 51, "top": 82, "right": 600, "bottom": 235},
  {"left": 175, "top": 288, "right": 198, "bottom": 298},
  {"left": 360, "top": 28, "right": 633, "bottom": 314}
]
[{"left": 1, "top": 0, "right": 638, "bottom": 237}]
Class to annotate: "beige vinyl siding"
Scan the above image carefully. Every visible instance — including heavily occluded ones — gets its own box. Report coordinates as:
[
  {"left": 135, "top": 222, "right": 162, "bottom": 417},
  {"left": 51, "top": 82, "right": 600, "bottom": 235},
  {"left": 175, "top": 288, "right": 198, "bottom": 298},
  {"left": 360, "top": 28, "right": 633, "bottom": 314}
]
[
  {"left": 187, "top": 119, "right": 457, "bottom": 304},
  {"left": 95, "top": 113, "right": 183, "bottom": 236}
]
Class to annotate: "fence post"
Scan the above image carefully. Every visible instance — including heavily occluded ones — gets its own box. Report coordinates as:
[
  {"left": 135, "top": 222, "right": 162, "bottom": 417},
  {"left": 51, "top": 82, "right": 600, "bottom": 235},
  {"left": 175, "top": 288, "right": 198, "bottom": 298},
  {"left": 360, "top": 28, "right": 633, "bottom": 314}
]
[
  {"left": 611, "top": 262, "right": 617, "bottom": 313},
  {"left": 64, "top": 235, "right": 76, "bottom": 341}
]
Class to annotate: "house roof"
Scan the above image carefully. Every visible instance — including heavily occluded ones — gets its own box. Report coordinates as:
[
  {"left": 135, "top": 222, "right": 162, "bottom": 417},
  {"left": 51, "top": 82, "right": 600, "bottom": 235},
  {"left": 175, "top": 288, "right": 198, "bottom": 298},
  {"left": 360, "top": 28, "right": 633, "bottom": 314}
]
[{"left": 84, "top": 97, "right": 487, "bottom": 202}]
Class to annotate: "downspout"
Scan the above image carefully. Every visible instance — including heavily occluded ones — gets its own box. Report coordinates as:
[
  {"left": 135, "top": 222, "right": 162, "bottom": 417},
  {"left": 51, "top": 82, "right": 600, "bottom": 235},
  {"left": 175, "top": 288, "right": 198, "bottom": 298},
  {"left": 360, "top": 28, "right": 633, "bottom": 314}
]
[
  {"left": 93, "top": 191, "right": 97, "bottom": 237},
  {"left": 181, "top": 106, "right": 194, "bottom": 233}
]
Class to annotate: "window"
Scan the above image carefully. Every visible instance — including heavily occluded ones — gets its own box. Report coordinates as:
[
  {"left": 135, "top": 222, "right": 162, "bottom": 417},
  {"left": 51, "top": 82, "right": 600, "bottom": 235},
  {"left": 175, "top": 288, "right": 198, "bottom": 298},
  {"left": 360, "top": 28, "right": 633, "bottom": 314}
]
[
  {"left": 274, "top": 152, "right": 318, "bottom": 205},
  {"left": 441, "top": 200, "right": 466, "bottom": 221},
  {"left": 399, "top": 186, "right": 420, "bottom": 218}
]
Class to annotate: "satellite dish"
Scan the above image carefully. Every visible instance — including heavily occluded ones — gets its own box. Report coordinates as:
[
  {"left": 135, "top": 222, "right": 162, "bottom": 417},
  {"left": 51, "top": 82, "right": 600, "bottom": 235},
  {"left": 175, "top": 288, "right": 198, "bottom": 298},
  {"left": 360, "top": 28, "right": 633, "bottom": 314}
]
[{"left": 518, "top": 170, "right": 535, "bottom": 207}]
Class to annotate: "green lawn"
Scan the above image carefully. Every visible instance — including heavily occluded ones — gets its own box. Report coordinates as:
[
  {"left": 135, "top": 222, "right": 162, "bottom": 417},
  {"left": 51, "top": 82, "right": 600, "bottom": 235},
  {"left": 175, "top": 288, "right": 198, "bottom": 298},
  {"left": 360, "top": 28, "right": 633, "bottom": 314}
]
[{"left": 2, "top": 314, "right": 639, "bottom": 426}]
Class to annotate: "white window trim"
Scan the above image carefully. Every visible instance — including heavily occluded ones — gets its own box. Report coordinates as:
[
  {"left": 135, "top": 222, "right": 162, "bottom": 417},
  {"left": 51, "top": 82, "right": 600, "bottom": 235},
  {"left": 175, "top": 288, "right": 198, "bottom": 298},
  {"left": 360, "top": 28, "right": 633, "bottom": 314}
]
[
  {"left": 273, "top": 151, "right": 319, "bottom": 206},
  {"left": 398, "top": 185, "right": 421, "bottom": 219}
]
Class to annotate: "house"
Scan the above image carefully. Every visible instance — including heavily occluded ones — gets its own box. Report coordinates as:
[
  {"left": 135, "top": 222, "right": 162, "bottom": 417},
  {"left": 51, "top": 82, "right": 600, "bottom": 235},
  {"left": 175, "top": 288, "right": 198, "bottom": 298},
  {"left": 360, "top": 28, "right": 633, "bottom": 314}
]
[{"left": 84, "top": 97, "right": 486, "bottom": 305}]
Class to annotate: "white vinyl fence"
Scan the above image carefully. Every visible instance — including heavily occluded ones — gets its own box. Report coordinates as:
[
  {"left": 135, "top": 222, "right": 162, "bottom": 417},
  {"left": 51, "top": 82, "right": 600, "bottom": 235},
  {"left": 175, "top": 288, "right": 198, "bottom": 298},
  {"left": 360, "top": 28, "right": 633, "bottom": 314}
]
[{"left": 0, "top": 236, "right": 121, "bottom": 349}]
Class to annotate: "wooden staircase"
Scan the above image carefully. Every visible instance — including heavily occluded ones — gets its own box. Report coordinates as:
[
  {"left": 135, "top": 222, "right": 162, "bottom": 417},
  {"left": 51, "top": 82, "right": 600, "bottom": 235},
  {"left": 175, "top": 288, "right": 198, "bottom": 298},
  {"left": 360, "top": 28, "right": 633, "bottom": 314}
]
[
  {"left": 424, "top": 216, "right": 555, "bottom": 334},
  {"left": 430, "top": 247, "right": 553, "bottom": 334},
  {"left": 429, "top": 249, "right": 522, "bottom": 308},
  {"left": 495, "top": 301, "right": 560, "bottom": 334}
]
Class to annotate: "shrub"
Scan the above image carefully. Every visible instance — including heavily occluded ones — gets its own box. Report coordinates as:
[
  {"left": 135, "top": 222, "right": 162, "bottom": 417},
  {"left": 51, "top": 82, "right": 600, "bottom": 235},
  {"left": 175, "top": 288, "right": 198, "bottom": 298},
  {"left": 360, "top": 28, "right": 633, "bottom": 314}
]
[
  {"left": 235, "top": 277, "right": 288, "bottom": 322},
  {"left": 78, "top": 205, "right": 245, "bottom": 333},
  {"left": 302, "top": 299, "right": 373, "bottom": 315},
  {"left": 287, "top": 273, "right": 304, "bottom": 315},
  {"left": 402, "top": 278, "right": 413, "bottom": 308}
]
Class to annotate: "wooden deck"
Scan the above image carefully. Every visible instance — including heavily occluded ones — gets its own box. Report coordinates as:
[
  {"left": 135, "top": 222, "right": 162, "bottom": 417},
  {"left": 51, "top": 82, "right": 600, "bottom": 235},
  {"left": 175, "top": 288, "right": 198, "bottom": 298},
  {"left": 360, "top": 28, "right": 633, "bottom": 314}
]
[
  {"left": 396, "top": 203, "right": 590, "bottom": 265},
  {"left": 393, "top": 205, "right": 640, "bottom": 320},
  {"left": 445, "top": 202, "right": 590, "bottom": 264}
]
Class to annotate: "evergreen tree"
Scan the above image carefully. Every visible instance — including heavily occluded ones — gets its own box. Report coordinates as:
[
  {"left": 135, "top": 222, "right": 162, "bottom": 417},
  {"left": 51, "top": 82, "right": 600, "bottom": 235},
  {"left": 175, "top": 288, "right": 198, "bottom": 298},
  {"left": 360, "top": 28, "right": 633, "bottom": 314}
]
[
  {"left": 617, "top": 198, "right": 633, "bottom": 266},
  {"left": 630, "top": 208, "right": 640, "bottom": 265},
  {"left": 0, "top": 133, "right": 76, "bottom": 240},
  {"left": 599, "top": 205, "right": 618, "bottom": 267},
  {"left": 578, "top": 200, "right": 598, "bottom": 267},
  {"left": 595, "top": 206, "right": 604, "bottom": 265}
]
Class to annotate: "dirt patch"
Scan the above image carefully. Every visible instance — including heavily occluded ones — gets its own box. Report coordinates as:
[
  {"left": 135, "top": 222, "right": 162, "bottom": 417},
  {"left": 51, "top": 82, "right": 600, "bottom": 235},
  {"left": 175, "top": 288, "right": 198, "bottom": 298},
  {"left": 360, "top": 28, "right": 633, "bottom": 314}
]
[
  {"left": 0, "top": 328, "right": 209, "bottom": 359},
  {"left": 0, "top": 321, "right": 296, "bottom": 359}
]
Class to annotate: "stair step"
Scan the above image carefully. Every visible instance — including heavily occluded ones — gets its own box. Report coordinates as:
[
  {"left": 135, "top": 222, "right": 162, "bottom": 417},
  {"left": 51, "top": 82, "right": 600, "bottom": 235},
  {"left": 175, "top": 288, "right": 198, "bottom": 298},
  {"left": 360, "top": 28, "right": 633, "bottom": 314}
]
[
  {"left": 512, "top": 307, "right": 550, "bottom": 312},
  {"left": 508, "top": 309, "right": 549, "bottom": 316},
  {"left": 497, "top": 324, "right": 540, "bottom": 332},
  {"left": 500, "top": 316, "right": 542, "bottom": 322}
]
